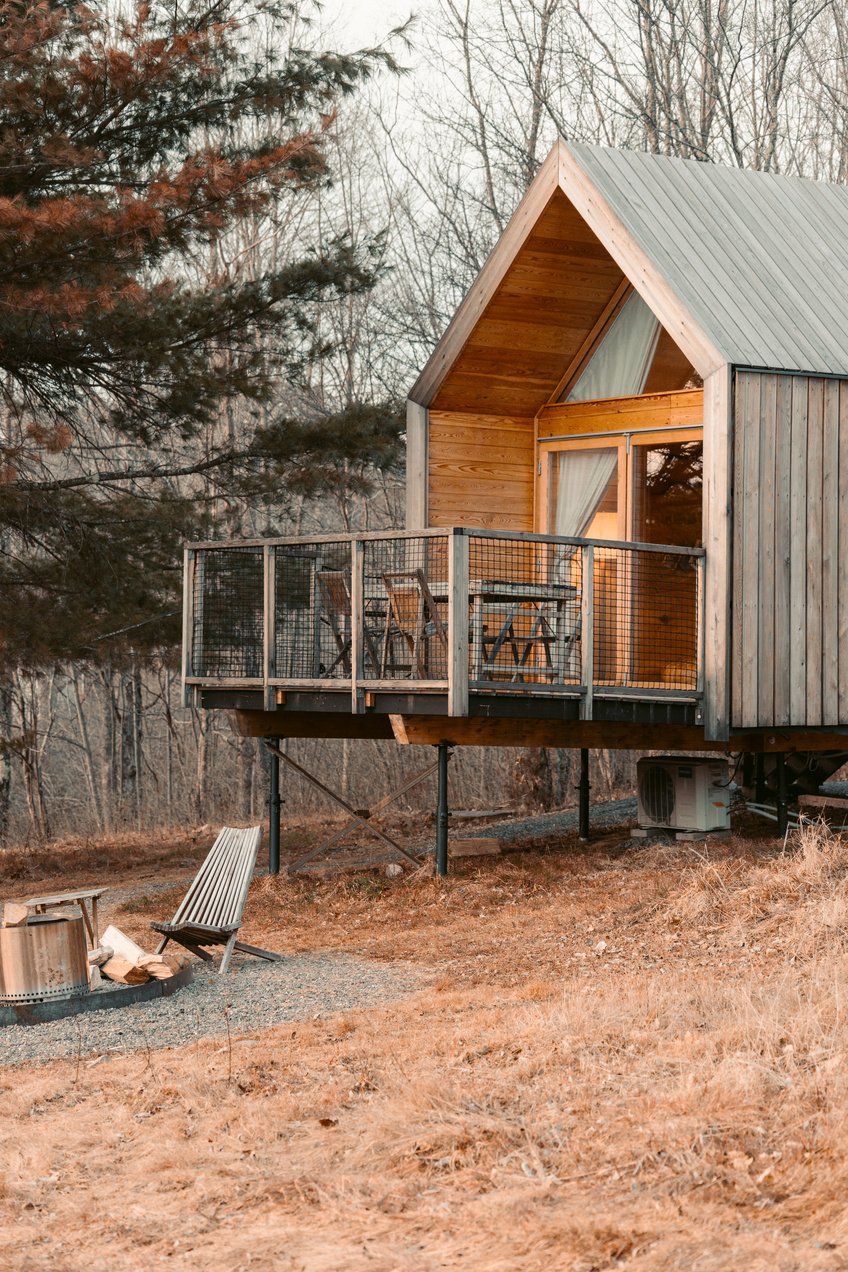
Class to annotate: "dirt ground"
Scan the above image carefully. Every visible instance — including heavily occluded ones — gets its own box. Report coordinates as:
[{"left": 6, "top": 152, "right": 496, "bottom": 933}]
[{"left": 2, "top": 814, "right": 848, "bottom": 1271}]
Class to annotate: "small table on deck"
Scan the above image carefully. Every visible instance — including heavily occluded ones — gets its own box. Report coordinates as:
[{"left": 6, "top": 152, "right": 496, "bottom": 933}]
[
  {"left": 470, "top": 579, "right": 578, "bottom": 682},
  {"left": 24, "top": 888, "right": 104, "bottom": 950}
]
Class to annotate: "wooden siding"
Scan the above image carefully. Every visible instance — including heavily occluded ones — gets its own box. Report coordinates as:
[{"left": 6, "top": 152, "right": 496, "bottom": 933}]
[
  {"left": 427, "top": 411, "right": 534, "bottom": 531},
  {"left": 537, "top": 388, "right": 703, "bottom": 439},
  {"left": 732, "top": 370, "right": 848, "bottom": 729},
  {"left": 702, "top": 367, "right": 733, "bottom": 740}
]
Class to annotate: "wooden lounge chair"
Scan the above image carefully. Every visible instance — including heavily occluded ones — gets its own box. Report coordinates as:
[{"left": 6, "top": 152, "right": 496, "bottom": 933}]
[{"left": 151, "top": 825, "right": 280, "bottom": 974}]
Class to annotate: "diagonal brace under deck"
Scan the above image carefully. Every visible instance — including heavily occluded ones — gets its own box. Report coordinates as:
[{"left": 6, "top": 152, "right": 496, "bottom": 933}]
[{"left": 264, "top": 743, "right": 437, "bottom": 873}]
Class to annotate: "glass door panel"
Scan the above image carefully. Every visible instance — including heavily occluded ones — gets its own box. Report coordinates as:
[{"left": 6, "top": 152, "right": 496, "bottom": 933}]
[
  {"left": 546, "top": 443, "right": 623, "bottom": 539},
  {"left": 629, "top": 438, "right": 702, "bottom": 687},
  {"left": 631, "top": 439, "right": 703, "bottom": 546},
  {"left": 546, "top": 444, "right": 623, "bottom": 681}
]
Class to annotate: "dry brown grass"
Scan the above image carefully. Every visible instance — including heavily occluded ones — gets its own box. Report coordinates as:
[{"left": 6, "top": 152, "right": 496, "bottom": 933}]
[{"left": 3, "top": 818, "right": 848, "bottom": 1269}]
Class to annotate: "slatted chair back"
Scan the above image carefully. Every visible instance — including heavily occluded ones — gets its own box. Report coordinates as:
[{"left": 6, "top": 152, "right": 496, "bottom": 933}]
[
  {"left": 169, "top": 825, "right": 262, "bottom": 933},
  {"left": 381, "top": 569, "right": 448, "bottom": 677},
  {"left": 315, "top": 570, "right": 354, "bottom": 675},
  {"left": 315, "top": 569, "right": 351, "bottom": 618}
]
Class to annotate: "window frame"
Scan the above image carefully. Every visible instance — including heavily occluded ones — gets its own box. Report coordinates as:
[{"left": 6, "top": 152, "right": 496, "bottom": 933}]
[{"left": 537, "top": 425, "right": 703, "bottom": 543}]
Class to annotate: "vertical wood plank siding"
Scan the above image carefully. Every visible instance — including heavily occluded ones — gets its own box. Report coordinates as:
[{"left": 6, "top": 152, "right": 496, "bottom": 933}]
[
  {"left": 732, "top": 370, "right": 847, "bottom": 728},
  {"left": 427, "top": 411, "right": 535, "bottom": 531}
]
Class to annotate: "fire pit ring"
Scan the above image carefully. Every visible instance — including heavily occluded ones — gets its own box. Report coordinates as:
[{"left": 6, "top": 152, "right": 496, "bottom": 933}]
[
  {"left": 0, "top": 912, "right": 89, "bottom": 1004},
  {"left": 0, "top": 962, "right": 193, "bottom": 1028}
]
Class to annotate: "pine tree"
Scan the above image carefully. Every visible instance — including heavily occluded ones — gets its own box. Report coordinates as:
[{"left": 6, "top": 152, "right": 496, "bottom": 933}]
[{"left": 0, "top": 0, "right": 403, "bottom": 668}]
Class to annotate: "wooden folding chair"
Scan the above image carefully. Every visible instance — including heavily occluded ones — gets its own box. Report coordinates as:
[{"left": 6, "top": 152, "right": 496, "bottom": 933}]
[
  {"left": 315, "top": 569, "right": 383, "bottom": 676},
  {"left": 381, "top": 569, "right": 448, "bottom": 678},
  {"left": 315, "top": 570, "right": 353, "bottom": 675},
  {"left": 151, "top": 826, "right": 280, "bottom": 974}
]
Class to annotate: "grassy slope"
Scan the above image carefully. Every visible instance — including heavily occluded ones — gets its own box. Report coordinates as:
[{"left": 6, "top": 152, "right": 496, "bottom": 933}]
[{"left": 1, "top": 820, "right": 847, "bottom": 1270}]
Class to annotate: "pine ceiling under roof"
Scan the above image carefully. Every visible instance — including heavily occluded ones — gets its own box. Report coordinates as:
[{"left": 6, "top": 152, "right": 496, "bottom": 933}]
[{"left": 430, "top": 189, "right": 627, "bottom": 416}]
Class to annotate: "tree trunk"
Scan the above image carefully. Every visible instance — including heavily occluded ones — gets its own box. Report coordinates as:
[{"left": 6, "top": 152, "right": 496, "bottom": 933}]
[
  {"left": 193, "top": 709, "right": 209, "bottom": 823},
  {"left": 100, "top": 666, "right": 120, "bottom": 830},
  {"left": 0, "top": 681, "right": 12, "bottom": 844},
  {"left": 119, "top": 666, "right": 139, "bottom": 824},
  {"left": 164, "top": 668, "right": 174, "bottom": 817},
  {"left": 17, "top": 675, "right": 49, "bottom": 841},
  {"left": 71, "top": 671, "right": 103, "bottom": 832},
  {"left": 132, "top": 664, "right": 143, "bottom": 826},
  {"left": 236, "top": 736, "right": 253, "bottom": 818}
]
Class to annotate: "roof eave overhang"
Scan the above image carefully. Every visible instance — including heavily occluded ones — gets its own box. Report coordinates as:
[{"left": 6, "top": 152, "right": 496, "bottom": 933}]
[{"left": 409, "top": 139, "right": 728, "bottom": 410}]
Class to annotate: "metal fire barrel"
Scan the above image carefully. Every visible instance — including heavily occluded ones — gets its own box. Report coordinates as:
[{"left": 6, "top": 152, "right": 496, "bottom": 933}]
[{"left": 0, "top": 913, "right": 90, "bottom": 1003}]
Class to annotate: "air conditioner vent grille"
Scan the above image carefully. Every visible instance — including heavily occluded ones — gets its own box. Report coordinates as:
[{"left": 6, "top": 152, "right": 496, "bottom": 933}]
[{"left": 640, "top": 764, "right": 676, "bottom": 825}]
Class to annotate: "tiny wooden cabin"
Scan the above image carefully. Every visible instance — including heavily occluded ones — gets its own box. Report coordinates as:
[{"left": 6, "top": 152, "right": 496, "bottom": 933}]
[{"left": 183, "top": 141, "right": 848, "bottom": 809}]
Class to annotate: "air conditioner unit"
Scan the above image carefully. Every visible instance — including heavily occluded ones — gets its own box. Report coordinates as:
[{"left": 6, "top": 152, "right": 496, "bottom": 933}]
[{"left": 636, "top": 757, "right": 731, "bottom": 833}]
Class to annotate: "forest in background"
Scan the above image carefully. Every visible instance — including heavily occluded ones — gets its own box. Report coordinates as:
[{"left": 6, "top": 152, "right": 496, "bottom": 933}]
[{"left": 4, "top": 0, "right": 848, "bottom": 843}]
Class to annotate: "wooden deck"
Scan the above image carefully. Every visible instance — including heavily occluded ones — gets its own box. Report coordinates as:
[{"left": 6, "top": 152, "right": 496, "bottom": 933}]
[{"left": 182, "top": 527, "right": 705, "bottom": 738}]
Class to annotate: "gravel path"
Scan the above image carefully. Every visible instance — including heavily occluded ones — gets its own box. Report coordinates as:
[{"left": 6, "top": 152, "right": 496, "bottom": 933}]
[
  {"left": 484, "top": 796, "right": 638, "bottom": 842},
  {"left": 0, "top": 952, "right": 425, "bottom": 1069}
]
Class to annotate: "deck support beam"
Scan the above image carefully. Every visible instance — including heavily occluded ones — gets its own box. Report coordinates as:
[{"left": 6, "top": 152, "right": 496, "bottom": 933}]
[
  {"left": 578, "top": 748, "right": 591, "bottom": 841},
  {"left": 268, "top": 739, "right": 281, "bottom": 875},
  {"left": 435, "top": 740, "right": 451, "bottom": 877}
]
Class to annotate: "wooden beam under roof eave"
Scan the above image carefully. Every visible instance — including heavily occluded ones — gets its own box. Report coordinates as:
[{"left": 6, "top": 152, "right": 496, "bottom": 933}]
[
  {"left": 556, "top": 140, "right": 726, "bottom": 379},
  {"left": 408, "top": 144, "right": 562, "bottom": 409}
]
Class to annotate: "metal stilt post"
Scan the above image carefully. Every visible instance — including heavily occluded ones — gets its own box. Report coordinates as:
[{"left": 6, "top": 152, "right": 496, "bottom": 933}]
[
  {"left": 436, "top": 741, "right": 450, "bottom": 877},
  {"left": 776, "top": 752, "right": 789, "bottom": 838},
  {"left": 578, "top": 748, "right": 590, "bottom": 842},
  {"left": 269, "top": 739, "right": 281, "bottom": 876}
]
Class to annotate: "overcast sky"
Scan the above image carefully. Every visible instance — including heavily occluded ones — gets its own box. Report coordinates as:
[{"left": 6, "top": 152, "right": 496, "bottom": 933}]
[{"left": 319, "top": 0, "right": 418, "bottom": 48}]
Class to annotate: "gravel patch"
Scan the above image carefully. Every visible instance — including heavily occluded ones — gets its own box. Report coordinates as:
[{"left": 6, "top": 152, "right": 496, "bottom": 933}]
[
  {"left": 0, "top": 952, "right": 425, "bottom": 1069},
  {"left": 485, "top": 796, "right": 638, "bottom": 843}
]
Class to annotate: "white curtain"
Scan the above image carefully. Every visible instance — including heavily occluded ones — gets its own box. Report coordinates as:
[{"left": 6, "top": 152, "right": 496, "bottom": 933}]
[
  {"left": 556, "top": 448, "right": 618, "bottom": 537},
  {"left": 566, "top": 290, "right": 660, "bottom": 403}
]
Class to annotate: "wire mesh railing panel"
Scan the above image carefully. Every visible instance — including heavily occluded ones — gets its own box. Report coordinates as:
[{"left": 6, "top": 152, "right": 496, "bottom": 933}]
[
  {"left": 186, "top": 531, "right": 701, "bottom": 700},
  {"left": 467, "top": 535, "right": 583, "bottom": 687},
  {"left": 275, "top": 541, "right": 353, "bottom": 680},
  {"left": 362, "top": 535, "right": 449, "bottom": 681},
  {"left": 192, "top": 547, "right": 263, "bottom": 679},
  {"left": 594, "top": 546, "right": 699, "bottom": 690}
]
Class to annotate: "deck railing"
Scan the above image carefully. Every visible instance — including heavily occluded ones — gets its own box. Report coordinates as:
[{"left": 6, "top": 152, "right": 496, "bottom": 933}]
[{"left": 182, "top": 528, "right": 705, "bottom": 718}]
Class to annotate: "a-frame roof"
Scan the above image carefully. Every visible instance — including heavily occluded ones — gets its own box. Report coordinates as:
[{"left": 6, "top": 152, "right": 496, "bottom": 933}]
[{"left": 410, "top": 140, "right": 848, "bottom": 410}]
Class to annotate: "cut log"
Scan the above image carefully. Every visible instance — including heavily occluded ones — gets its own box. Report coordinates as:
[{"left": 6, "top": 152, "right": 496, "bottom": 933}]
[
  {"left": 137, "top": 954, "right": 174, "bottom": 980},
  {"left": 100, "top": 956, "right": 150, "bottom": 986},
  {"left": 797, "top": 795, "right": 848, "bottom": 827},
  {"left": 452, "top": 809, "right": 512, "bottom": 820},
  {"left": 89, "top": 964, "right": 102, "bottom": 989},
  {"left": 798, "top": 793, "right": 848, "bottom": 809},
  {"left": 101, "top": 924, "right": 148, "bottom": 965},
  {"left": 87, "top": 945, "right": 114, "bottom": 966},
  {"left": 2, "top": 903, "right": 28, "bottom": 927},
  {"left": 449, "top": 838, "right": 503, "bottom": 858}
]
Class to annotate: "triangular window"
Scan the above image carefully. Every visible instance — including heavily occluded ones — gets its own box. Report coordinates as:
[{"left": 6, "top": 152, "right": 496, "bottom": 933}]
[{"left": 564, "top": 290, "right": 660, "bottom": 402}]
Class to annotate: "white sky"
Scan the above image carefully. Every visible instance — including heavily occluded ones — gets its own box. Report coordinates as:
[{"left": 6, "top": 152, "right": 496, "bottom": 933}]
[{"left": 318, "top": 0, "right": 419, "bottom": 48}]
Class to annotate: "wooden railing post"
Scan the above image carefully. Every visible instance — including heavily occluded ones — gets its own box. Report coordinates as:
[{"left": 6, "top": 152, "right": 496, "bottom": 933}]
[
  {"left": 263, "top": 544, "right": 276, "bottom": 710},
  {"left": 580, "top": 543, "right": 594, "bottom": 720},
  {"left": 351, "top": 537, "right": 365, "bottom": 713},
  {"left": 696, "top": 553, "right": 706, "bottom": 698},
  {"left": 448, "top": 529, "right": 469, "bottom": 717},
  {"left": 181, "top": 547, "right": 195, "bottom": 708}
]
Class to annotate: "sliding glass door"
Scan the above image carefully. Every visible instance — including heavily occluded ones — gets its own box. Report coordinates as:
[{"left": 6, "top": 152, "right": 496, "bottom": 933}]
[{"left": 541, "top": 430, "right": 702, "bottom": 687}]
